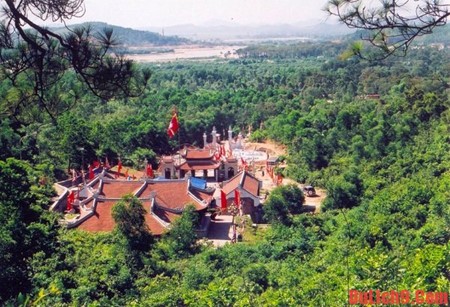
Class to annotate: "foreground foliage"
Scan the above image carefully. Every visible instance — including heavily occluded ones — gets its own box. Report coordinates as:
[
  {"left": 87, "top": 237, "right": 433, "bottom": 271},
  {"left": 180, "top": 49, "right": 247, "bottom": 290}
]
[{"left": 0, "top": 40, "right": 449, "bottom": 305}]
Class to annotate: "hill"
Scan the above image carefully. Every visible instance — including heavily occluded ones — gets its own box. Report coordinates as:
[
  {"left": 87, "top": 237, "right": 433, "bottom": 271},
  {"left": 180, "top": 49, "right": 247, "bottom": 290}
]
[
  {"left": 142, "top": 20, "right": 355, "bottom": 41},
  {"left": 51, "top": 22, "right": 190, "bottom": 46}
]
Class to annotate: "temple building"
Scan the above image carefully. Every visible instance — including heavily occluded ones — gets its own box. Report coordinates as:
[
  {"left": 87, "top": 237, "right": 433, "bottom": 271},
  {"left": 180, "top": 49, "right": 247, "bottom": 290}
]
[
  {"left": 52, "top": 168, "right": 214, "bottom": 236},
  {"left": 159, "top": 126, "right": 238, "bottom": 181},
  {"left": 51, "top": 125, "right": 265, "bottom": 237},
  {"left": 221, "top": 170, "right": 264, "bottom": 223}
]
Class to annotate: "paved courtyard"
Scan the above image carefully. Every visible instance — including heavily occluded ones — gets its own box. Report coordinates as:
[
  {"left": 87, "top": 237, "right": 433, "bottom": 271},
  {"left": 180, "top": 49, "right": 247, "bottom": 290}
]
[{"left": 206, "top": 214, "right": 233, "bottom": 247}]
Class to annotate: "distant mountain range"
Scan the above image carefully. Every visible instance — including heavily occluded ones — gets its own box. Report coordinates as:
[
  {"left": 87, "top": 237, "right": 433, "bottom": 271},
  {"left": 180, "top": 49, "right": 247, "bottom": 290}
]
[
  {"left": 48, "top": 21, "right": 450, "bottom": 46},
  {"left": 142, "top": 20, "right": 356, "bottom": 41},
  {"left": 49, "top": 20, "right": 355, "bottom": 46}
]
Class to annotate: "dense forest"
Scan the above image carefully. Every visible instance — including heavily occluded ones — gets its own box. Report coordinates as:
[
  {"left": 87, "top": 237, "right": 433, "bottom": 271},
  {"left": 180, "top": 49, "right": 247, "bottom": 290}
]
[{"left": 1, "top": 31, "right": 450, "bottom": 305}]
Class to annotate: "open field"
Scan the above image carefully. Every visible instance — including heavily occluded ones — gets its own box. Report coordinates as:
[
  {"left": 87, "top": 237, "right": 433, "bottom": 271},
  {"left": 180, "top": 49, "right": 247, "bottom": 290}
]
[{"left": 126, "top": 45, "right": 242, "bottom": 62}]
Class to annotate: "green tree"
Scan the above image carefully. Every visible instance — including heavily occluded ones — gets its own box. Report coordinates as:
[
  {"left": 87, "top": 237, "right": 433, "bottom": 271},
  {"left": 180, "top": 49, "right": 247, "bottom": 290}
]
[
  {"left": 243, "top": 263, "right": 269, "bottom": 293},
  {"left": 322, "top": 170, "right": 362, "bottom": 211},
  {"left": 0, "top": 0, "right": 150, "bottom": 123},
  {"left": 58, "top": 112, "right": 96, "bottom": 171},
  {"left": 112, "top": 194, "right": 153, "bottom": 253},
  {"left": 271, "top": 183, "right": 305, "bottom": 214},
  {"left": 264, "top": 193, "right": 292, "bottom": 226},
  {"left": 0, "top": 158, "right": 57, "bottom": 303},
  {"left": 264, "top": 183, "right": 305, "bottom": 225},
  {"left": 162, "top": 204, "right": 199, "bottom": 258},
  {"left": 326, "top": 0, "right": 450, "bottom": 58}
]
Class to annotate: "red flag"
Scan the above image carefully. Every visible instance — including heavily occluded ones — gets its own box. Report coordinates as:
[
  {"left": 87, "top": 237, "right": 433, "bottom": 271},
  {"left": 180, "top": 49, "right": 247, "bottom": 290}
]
[
  {"left": 167, "top": 113, "right": 179, "bottom": 138},
  {"left": 234, "top": 189, "right": 240, "bottom": 208},
  {"left": 220, "top": 190, "right": 227, "bottom": 211},
  {"left": 92, "top": 160, "right": 100, "bottom": 168},
  {"left": 146, "top": 163, "right": 154, "bottom": 178},
  {"left": 277, "top": 174, "right": 283, "bottom": 185},
  {"left": 116, "top": 159, "right": 122, "bottom": 178},
  {"left": 88, "top": 164, "right": 94, "bottom": 180},
  {"left": 67, "top": 191, "right": 75, "bottom": 211}
]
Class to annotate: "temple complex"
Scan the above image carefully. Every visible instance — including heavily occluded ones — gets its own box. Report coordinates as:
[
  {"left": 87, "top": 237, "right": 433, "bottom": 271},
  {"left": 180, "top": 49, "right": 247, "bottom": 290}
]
[
  {"left": 159, "top": 126, "right": 238, "bottom": 181},
  {"left": 52, "top": 168, "right": 214, "bottom": 236},
  {"left": 51, "top": 126, "right": 272, "bottom": 240}
]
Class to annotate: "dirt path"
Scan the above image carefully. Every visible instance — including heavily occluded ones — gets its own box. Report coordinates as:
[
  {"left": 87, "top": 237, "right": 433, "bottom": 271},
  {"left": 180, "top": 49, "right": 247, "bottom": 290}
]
[
  {"left": 244, "top": 140, "right": 287, "bottom": 157},
  {"left": 207, "top": 140, "right": 327, "bottom": 247},
  {"left": 245, "top": 140, "right": 326, "bottom": 213}
]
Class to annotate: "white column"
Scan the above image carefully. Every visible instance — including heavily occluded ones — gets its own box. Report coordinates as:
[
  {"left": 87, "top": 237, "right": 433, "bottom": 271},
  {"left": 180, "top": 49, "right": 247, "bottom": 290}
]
[{"left": 212, "top": 126, "right": 217, "bottom": 148}]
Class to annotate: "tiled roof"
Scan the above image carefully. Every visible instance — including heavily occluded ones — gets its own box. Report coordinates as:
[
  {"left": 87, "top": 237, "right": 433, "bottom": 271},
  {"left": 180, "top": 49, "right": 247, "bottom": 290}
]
[
  {"left": 222, "top": 172, "right": 242, "bottom": 195},
  {"left": 141, "top": 200, "right": 166, "bottom": 235},
  {"left": 145, "top": 214, "right": 167, "bottom": 236},
  {"left": 222, "top": 171, "right": 260, "bottom": 197},
  {"left": 153, "top": 205, "right": 181, "bottom": 224},
  {"left": 182, "top": 149, "right": 214, "bottom": 160},
  {"left": 178, "top": 160, "right": 221, "bottom": 171},
  {"left": 139, "top": 180, "right": 208, "bottom": 211},
  {"left": 78, "top": 200, "right": 117, "bottom": 232},
  {"left": 75, "top": 178, "right": 210, "bottom": 234},
  {"left": 190, "top": 188, "right": 214, "bottom": 205},
  {"left": 100, "top": 181, "right": 143, "bottom": 198},
  {"left": 242, "top": 172, "right": 260, "bottom": 197},
  {"left": 78, "top": 199, "right": 167, "bottom": 235}
]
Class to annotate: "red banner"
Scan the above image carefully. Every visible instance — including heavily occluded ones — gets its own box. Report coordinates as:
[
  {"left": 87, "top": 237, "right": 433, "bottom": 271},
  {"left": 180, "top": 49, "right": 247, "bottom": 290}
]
[
  {"left": 234, "top": 189, "right": 240, "bottom": 208},
  {"left": 67, "top": 191, "right": 75, "bottom": 211},
  {"left": 146, "top": 163, "right": 154, "bottom": 178},
  {"left": 221, "top": 190, "right": 227, "bottom": 211},
  {"left": 167, "top": 113, "right": 179, "bottom": 138}
]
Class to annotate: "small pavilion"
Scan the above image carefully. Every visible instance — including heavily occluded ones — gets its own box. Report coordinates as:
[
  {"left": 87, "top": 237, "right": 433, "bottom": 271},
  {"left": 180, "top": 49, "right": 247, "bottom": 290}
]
[{"left": 221, "top": 170, "right": 264, "bottom": 223}]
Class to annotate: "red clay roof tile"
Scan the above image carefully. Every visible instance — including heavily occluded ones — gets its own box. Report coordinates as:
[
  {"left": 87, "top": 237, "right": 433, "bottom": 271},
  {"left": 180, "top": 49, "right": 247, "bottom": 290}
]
[
  {"left": 182, "top": 149, "right": 214, "bottom": 160},
  {"left": 76, "top": 179, "right": 209, "bottom": 234},
  {"left": 78, "top": 200, "right": 117, "bottom": 232},
  {"left": 222, "top": 171, "right": 260, "bottom": 197},
  {"left": 78, "top": 199, "right": 168, "bottom": 235},
  {"left": 100, "top": 181, "right": 143, "bottom": 198},
  {"left": 139, "top": 181, "right": 208, "bottom": 210},
  {"left": 153, "top": 205, "right": 181, "bottom": 224},
  {"left": 178, "top": 160, "right": 221, "bottom": 171}
]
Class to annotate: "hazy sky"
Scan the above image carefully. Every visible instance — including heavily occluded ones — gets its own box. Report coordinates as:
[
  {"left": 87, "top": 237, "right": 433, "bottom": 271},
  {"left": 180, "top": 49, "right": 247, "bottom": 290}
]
[{"left": 64, "top": 0, "right": 331, "bottom": 28}]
